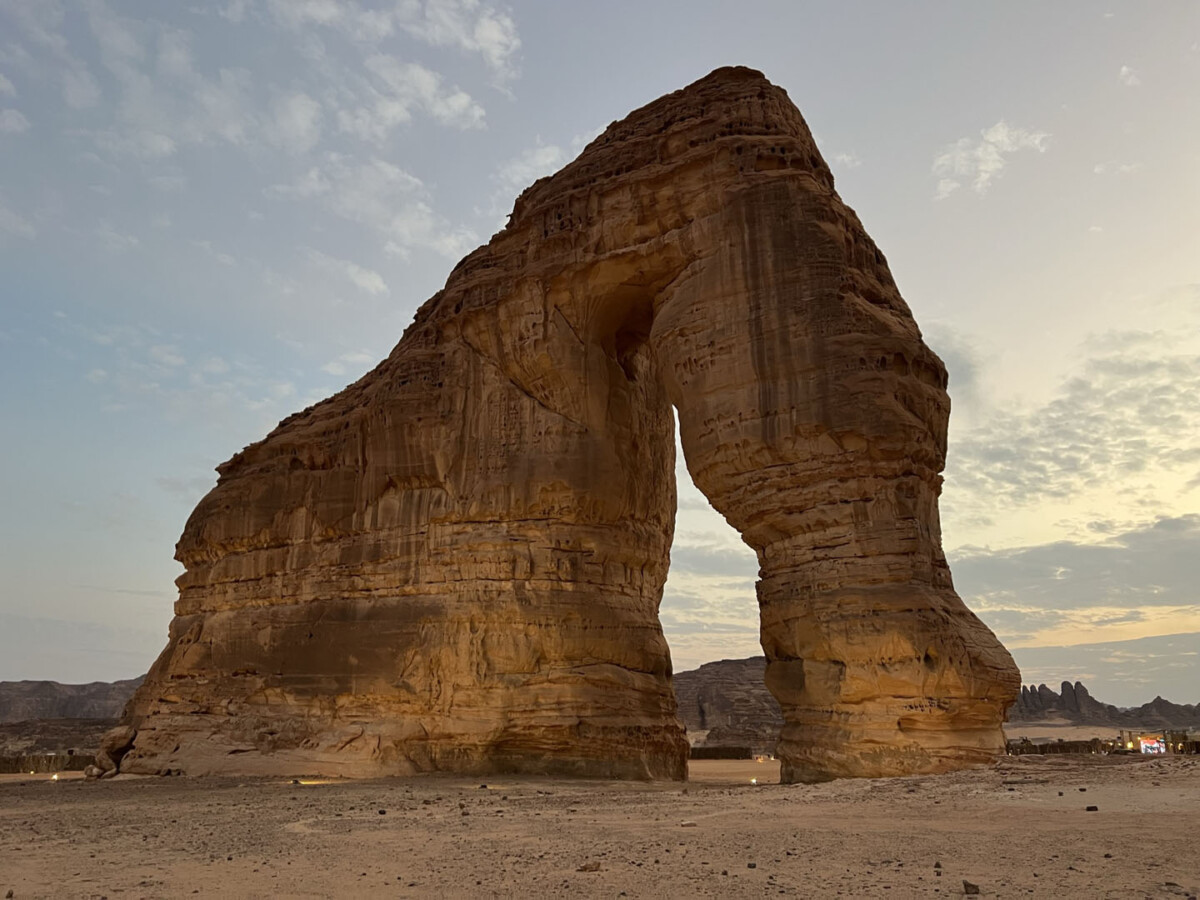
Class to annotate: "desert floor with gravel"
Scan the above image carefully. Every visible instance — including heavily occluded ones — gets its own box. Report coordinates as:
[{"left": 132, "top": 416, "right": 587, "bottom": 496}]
[{"left": 1, "top": 755, "right": 1197, "bottom": 899}]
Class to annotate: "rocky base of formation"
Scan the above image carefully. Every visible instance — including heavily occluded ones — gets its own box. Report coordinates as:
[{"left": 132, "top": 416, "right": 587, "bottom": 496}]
[
  {"left": 1012, "top": 681, "right": 1200, "bottom": 729},
  {"left": 115, "top": 65, "right": 1019, "bottom": 782}
]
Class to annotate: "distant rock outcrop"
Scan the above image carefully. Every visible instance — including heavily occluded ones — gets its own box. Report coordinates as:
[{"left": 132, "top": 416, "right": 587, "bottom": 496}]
[
  {"left": 1011, "top": 681, "right": 1200, "bottom": 729},
  {"left": 0, "top": 678, "right": 142, "bottom": 723},
  {"left": 673, "top": 657, "right": 782, "bottom": 754}
]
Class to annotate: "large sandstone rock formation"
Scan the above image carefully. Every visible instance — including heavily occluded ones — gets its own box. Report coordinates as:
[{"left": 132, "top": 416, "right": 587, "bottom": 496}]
[{"left": 121, "top": 66, "right": 1019, "bottom": 782}]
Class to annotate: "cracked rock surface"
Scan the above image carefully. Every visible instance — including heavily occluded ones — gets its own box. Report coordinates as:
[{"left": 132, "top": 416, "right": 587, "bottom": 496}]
[{"left": 123, "top": 66, "right": 1019, "bottom": 782}]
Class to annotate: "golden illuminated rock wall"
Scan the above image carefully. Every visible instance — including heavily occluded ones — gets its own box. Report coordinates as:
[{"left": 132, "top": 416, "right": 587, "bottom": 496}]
[{"left": 121, "top": 67, "right": 1019, "bottom": 781}]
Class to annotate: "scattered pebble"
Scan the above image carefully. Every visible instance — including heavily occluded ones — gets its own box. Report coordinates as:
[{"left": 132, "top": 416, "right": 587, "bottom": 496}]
[
  {"left": 963, "top": 880, "right": 980, "bottom": 895},
  {"left": 1086, "top": 805, "right": 1099, "bottom": 812},
  {"left": 576, "top": 862, "right": 600, "bottom": 873}
]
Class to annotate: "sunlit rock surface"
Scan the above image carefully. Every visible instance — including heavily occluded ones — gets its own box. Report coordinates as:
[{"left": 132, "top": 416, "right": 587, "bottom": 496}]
[{"left": 123, "top": 66, "right": 1019, "bottom": 781}]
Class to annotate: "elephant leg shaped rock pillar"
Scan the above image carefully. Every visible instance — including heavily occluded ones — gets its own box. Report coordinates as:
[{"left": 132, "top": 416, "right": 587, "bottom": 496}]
[{"left": 651, "top": 177, "right": 1020, "bottom": 782}]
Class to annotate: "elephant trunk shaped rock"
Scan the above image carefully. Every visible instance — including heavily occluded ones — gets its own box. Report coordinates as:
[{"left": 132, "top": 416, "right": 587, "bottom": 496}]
[{"left": 120, "top": 66, "right": 1019, "bottom": 781}]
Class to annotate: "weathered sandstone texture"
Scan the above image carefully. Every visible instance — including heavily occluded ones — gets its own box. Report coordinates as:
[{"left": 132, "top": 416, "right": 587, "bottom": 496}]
[{"left": 122, "top": 66, "right": 1019, "bottom": 781}]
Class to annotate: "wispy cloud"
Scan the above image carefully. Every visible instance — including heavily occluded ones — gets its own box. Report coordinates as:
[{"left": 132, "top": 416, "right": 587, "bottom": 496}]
[
  {"left": 951, "top": 516, "right": 1200, "bottom": 676},
  {"left": 0, "top": 193, "right": 36, "bottom": 238},
  {"left": 305, "top": 247, "right": 389, "bottom": 296},
  {"left": 1093, "top": 160, "right": 1143, "bottom": 175},
  {"left": 0, "top": 107, "right": 29, "bottom": 133},
  {"left": 266, "top": 0, "right": 396, "bottom": 41},
  {"left": 1118, "top": 64, "right": 1141, "bottom": 86},
  {"left": 336, "top": 55, "right": 484, "bottom": 141},
  {"left": 0, "top": 72, "right": 15, "bottom": 96},
  {"left": 0, "top": 0, "right": 103, "bottom": 110},
  {"left": 398, "top": 0, "right": 522, "bottom": 83},
  {"left": 62, "top": 66, "right": 102, "bottom": 109},
  {"left": 266, "top": 91, "right": 323, "bottom": 153},
  {"left": 932, "top": 121, "right": 1049, "bottom": 199},
  {"left": 218, "top": 0, "right": 250, "bottom": 24},
  {"left": 147, "top": 173, "right": 187, "bottom": 192},
  {"left": 268, "top": 154, "right": 476, "bottom": 258},
  {"left": 81, "top": 1, "right": 258, "bottom": 159},
  {"left": 148, "top": 344, "right": 186, "bottom": 367},
  {"left": 95, "top": 219, "right": 140, "bottom": 251},
  {"left": 320, "top": 348, "right": 377, "bottom": 377},
  {"left": 192, "top": 239, "right": 237, "bottom": 266},
  {"left": 262, "top": 0, "right": 521, "bottom": 83},
  {"left": 943, "top": 319, "right": 1200, "bottom": 522},
  {"left": 56, "top": 311, "right": 315, "bottom": 431}
]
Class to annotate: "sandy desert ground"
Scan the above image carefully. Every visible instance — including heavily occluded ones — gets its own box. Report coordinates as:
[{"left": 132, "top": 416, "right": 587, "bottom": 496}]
[{"left": 1, "top": 756, "right": 1197, "bottom": 899}]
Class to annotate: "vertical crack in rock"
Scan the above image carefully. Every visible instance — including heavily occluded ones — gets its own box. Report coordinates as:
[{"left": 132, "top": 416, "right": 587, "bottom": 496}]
[{"left": 120, "top": 66, "right": 1019, "bottom": 782}]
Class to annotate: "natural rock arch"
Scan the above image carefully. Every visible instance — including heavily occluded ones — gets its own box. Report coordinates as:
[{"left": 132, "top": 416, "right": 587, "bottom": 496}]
[{"left": 119, "top": 67, "right": 1019, "bottom": 782}]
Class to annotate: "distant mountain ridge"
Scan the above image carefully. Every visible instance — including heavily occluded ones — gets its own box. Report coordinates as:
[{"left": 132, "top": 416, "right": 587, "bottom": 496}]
[
  {"left": 1011, "top": 680, "right": 1200, "bottom": 729},
  {"left": 3, "top": 669, "right": 1196, "bottom": 737},
  {"left": 0, "top": 677, "right": 143, "bottom": 723}
]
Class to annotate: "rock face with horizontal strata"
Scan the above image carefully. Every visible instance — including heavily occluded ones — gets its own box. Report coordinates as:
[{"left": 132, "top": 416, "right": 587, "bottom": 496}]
[{"left": 121, "top": 66, "right": 1019, "bottom": 782}]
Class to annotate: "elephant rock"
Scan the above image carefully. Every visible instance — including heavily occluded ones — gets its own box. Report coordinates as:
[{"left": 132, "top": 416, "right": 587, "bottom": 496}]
[{"left": 120, "top": 66, "right": 1020, "bottom": 782}]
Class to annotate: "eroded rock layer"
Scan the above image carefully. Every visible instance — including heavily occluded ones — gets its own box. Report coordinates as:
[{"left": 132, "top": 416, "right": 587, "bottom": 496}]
[{"left": 123, "top": 66, "right": 1020, "bottom": 781}]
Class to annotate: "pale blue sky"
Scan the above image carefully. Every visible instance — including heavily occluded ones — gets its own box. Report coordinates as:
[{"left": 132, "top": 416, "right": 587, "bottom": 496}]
[{"left": 1, "top": 1, "right": 1197, "bottom": 706}]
